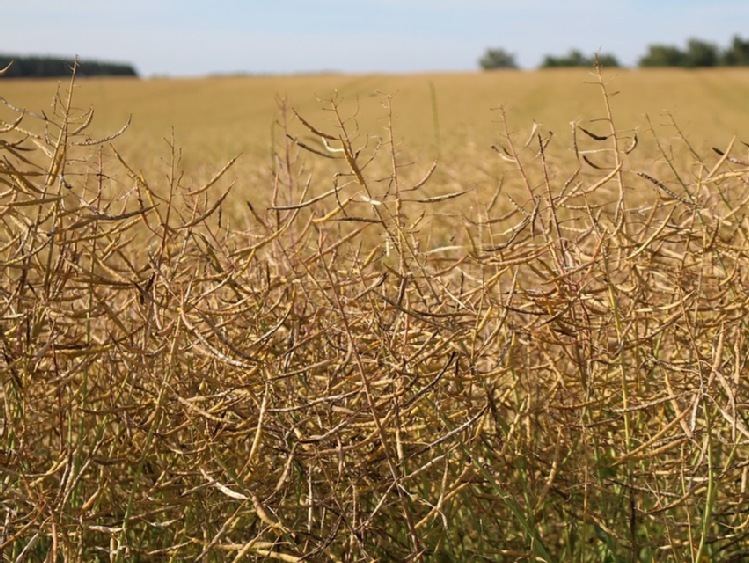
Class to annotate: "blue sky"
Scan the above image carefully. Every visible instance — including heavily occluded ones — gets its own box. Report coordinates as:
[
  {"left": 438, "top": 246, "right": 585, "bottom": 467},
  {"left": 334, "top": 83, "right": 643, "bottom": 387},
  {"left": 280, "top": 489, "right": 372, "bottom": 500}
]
[{"left": 3, "top": 1, "right": 748, "bottom": 76}]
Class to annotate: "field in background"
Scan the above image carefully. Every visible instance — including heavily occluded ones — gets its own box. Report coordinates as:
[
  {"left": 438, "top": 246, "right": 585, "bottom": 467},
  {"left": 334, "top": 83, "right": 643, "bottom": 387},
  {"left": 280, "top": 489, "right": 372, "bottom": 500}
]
[
  {"left": 4, "top": 68, "right": 749, "bottom": 176},
  {"left": 4, "top": 68, "right": 749, "bottom": 561},
  {"left": 5, "top": 69, "right": 749, "bottom": 232}
]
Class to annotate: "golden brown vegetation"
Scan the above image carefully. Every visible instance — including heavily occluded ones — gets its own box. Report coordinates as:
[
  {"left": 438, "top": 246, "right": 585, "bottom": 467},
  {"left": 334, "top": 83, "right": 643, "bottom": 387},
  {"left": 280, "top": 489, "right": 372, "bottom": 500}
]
[{"left": 3, "top": 65, "right": 749, "bottom": 561}]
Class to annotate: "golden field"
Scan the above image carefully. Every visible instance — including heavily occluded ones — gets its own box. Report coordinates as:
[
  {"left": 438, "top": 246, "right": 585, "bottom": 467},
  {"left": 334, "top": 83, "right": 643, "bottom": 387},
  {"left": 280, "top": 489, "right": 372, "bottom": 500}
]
[
  {"left": 4, "top": 68, "right": 749, "bottom": 229},
  {"left": 4, "top": 68, "right": 749, "bottom": 180},
  {"left": 5, "top": 68, "right": 749, "bottom": 146},
  {"left": 3, "top": 68, "right": 749, "bottom": 561}
]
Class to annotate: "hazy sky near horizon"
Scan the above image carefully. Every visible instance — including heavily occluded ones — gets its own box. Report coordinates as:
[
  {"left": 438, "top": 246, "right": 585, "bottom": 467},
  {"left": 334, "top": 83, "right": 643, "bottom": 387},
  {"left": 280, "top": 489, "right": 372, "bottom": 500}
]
[{"left": 4, "top": 1, "right": 748, "bottom": 76}]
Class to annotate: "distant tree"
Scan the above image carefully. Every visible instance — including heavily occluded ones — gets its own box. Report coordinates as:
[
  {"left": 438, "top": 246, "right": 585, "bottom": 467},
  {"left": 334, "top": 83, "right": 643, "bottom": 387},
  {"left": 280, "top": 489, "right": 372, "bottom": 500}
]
[
  {"left": 722, "top": 35, "right": 749, "bottom": 66},
  {"left": 541, "top": 49, "right": 587, "bottom": 68},
  {"left": 638, "top": 44, "right": 687, "bottom": 67},
  {"left": 639, "top": 38, "right": 721, "bottom": 68},
  {"left": 596, "top": 53, "right": 621, "bottom": 68},
  {"left": 0, "top": 55, "right": 138, "bottom": 78},
  {"left": 683, "top": 38, "right": 719, "bottom": 67},
  {"left": 540, "top": 49, "right": 619, "bottom": 68},
  {"left": 478, "top": 48, "right": 518, "bottom": 70}
]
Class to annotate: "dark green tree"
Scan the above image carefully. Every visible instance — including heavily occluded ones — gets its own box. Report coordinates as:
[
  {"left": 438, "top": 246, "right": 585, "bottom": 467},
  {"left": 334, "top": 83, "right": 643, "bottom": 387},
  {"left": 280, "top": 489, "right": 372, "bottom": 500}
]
[
  {"left": 540, "top": 50, "right": 619, "bottom": 68},
  {"left": 541, "top": 49, "right": 587, "bottom": 68},
  {"left": 0, "top": 55, "right": 138, "bottom": 78},
  {"left": 638, "top": 44, "right": 687, "bottom": 67},
  {"left": 478, "top": 48, "right": 518, "bottom": 70},
  {"left": 638, "top": 38, "right": 721, "bottom": 68},
  {"left": 684, "top": 38, "right": 719, "bottom": 67},
  {"left": 722, "top": 35, "right": 749, "bottom": 66},
  {"left": 596, "top": 53, "right": 621, "bottom": 68}
]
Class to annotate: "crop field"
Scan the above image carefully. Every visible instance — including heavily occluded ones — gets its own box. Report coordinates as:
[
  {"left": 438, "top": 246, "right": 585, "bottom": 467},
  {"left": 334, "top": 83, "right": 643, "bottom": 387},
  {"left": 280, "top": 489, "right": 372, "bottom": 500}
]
[{"left": 3, "top": 67, "right": 749, "bottom": 561}]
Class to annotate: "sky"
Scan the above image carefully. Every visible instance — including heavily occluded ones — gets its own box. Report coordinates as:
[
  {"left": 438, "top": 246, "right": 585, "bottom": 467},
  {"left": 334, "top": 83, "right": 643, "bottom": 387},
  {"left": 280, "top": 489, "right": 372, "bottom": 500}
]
[{"left": 3, "top": 1, "right": 749, "bottom": 76}]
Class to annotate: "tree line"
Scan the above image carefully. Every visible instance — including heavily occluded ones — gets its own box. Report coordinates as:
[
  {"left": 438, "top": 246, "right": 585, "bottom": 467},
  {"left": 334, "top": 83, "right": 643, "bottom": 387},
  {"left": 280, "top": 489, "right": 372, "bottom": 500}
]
[
  {"left": 0, "top": 55, "right": 138, "bottom": 78},
  {"left": 479, "top": 35, "right": 749, "bottom": 69}
]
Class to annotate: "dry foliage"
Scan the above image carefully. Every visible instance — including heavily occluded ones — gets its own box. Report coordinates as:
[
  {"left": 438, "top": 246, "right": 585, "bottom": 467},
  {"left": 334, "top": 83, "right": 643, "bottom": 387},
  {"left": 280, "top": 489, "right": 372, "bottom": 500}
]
[{"left": 2, "top": 65, "right": 749, "bottom": 561}]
